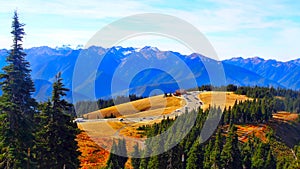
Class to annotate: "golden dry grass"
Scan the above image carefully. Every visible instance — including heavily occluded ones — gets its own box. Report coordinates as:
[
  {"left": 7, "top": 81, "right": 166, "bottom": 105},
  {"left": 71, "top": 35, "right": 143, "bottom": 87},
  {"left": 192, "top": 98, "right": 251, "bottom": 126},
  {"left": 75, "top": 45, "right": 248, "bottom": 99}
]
[
  {"left": 78, "top": 122, "right": 125, "bottom": 152},
  {"left": 78, "top": 118, "right": 164, "bottom": 143},
  {"left": 118, "top": 119, "right": 165, "bottom": 139},
  {"left": 83, "top": 95, "right": 184, "bottom": 119},
  {"left": 198, "top": 91, "right": 251, "bottom": 111},
  {"left": 77, "top": 124, "right": 136, "bottom": 169},
  {"left": 273, "top": 111, "right": 299, "bottom": 122},
  {"left": 78, "top": 121, "right": 117, "bottom": 138},
  {"left": 78, "top": 121, "right": 145, "bottom": 157}
]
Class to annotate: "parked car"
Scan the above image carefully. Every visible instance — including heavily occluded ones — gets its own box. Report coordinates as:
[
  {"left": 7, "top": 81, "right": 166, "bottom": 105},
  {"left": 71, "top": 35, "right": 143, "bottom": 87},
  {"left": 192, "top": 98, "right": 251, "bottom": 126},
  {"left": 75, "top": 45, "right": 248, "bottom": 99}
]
[{"left": 73, "top": 118, "right": 84, "bottom": 123}]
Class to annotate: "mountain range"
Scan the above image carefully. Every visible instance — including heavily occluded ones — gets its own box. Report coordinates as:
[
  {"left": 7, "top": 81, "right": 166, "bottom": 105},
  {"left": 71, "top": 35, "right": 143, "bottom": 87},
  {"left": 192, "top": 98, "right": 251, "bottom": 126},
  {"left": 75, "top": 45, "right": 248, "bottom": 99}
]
[{"left": 0, "top": 46, "right": 299, "bottom": 102}]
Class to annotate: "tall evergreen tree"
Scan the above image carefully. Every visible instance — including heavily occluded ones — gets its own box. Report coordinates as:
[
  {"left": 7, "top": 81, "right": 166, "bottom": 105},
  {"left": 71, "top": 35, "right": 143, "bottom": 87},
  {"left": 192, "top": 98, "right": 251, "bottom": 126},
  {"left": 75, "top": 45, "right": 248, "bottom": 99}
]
[
  {"left": 147, "top": 155, "right": 160, "bottom": 169},
  {"left": 251, "top": 141, "right": 274, "bottom": 169},
  {"left": 107, "top": 140, "right": 121, "bottom": 169},
  {"left": 203, "top": 139, "right": 213, "bottom": 169},
  {"left": 107, "top": 139, "right": 128, "bottom": 169},
  {"left": 0, "top": 11, "right": 37, "bottom": 168},
  {"left": 220, "top": 125, "right": 242, "bottom": 169},
  {"left": 148, "top": 137, "right": 166, "bottom": 169},
  {"left": 241, "top": 139, "right": 252, "bottom": 169},
  {"left": 51, "top": 73, "right": 80, "bottom": 168},
  {"left": 131, "top": 143, "right": 141, "bottom": 169},
  {"left": 117, "top": 139, "right": 128, "bottom": 168},
  {"left": 34, "top": 101, "right": 56, "bottom": 167},
  {"left": 52, "top": 72, "right": 75, "bottom": 117},
  {"left": 186, "top": 139, "right": 203, "bottom": 169},
  {"left": 265, "top": 149, "right": 276, "bottom": 169},
  {"left": 210, "top": 129, "right": 223, "bottom": 169},
  {"left": 166, "top": 143, "right": 183, "bottom": 169},
  {"left": 34, "top": 73, "right": 80, "bottom": 168}
]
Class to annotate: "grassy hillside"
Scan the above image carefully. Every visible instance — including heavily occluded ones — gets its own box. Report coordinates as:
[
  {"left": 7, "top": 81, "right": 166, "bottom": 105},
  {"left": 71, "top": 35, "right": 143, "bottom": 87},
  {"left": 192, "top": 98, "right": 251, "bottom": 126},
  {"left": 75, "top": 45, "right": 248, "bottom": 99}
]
[
  {"left": 83, "top": 95, "right": 184, "bottom": 119},
  {"left": 78, "top": 94, "right": 185, "bottom": 167},
  {"left": 198, "top": 91, "right": 251, "bottom": 110}
]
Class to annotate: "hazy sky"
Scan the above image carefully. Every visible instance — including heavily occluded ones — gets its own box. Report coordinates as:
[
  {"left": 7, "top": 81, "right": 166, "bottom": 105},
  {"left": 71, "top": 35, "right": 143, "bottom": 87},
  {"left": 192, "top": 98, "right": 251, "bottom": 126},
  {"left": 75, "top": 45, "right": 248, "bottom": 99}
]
[{"left": 0, "top": 0, "right": 300, "bottom": 61}]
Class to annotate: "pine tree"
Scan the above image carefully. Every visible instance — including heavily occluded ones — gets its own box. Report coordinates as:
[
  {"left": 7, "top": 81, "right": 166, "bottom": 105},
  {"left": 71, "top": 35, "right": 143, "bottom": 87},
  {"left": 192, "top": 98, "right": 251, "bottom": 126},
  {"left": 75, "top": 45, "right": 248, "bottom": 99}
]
[
  {"left": 52, "top": 72, "right": 75, "bottom": 117},
  {"left": 147, "top": 155, "right": 160, "bottom": 169},
  {"left": 139, "top": 144, "right": 151, "bottom": 169},
  {"left": 0, "top": 11, "right": 37, "bottom": 168},
  {"left": 251, "top": 142, "right": 267, "bottom": 169},
  {"left": 107, "top": 140, "right": 121, "bottom": 169},
  {"left": 34, "top": 101, "right": 56, "bottom": 167},
  {"left": 131, "top": 143, "right": 141, "bottom": 169},
  {"left": 51, "top": 73, "right": 80, "bottom": 168},
  {"left": 1, "top": 11, "right": 36, "bottom": 118},
  {"left": 34, "top": 73, "right": 80, "bottom": 168},
  {"left": 203, "top": 140, "right": 213, "bottom": 169},
  {"left": 220, "top": 125, "right": 242, "bottom": 169},
  {"left": 186, "top": 139, "right": 203, "bottom": 169},
  {"left": 241, "top": 139, "right": 252, "bottom": 169},
  {"left": 166, "top": 144, "right": 182, "bottom": 169},
  {"left": 117, "top": 139, "right": 128, "bottom": 168},
  {"left": 139, "top": 157, "right": 148, "bottom": 169},
  {"left": 210, "top": 129, "right": 223, "bottom": 169},
  {"left": 148, "top": 137, "right": 166, "bottom": 169},
  {"left": 265, "top": 149, "right": 276, "bottom": 169},
  {"left": 107, "top": 139, "right": 128, "bottom": 169}
]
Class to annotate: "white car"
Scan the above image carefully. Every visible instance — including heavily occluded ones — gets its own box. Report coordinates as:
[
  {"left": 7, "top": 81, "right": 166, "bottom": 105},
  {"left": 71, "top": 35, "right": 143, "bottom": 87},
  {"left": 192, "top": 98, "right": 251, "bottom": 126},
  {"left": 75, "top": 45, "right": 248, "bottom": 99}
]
[{"left": 73, "top": 118, "right": 84, "bottom": 123}]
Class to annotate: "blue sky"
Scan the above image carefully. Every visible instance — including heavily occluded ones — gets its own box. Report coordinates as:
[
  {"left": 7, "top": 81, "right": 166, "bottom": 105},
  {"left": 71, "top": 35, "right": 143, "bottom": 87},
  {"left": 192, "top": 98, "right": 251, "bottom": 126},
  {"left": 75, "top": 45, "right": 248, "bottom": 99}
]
[{"left": 0, "top": 0, "right": 300, "bottom": 61}]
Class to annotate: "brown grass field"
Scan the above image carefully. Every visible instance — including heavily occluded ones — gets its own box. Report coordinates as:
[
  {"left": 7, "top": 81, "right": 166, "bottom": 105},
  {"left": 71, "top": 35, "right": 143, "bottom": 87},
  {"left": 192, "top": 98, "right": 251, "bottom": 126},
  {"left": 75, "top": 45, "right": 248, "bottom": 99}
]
[
  {"left": 222, "top": 124, "right": 268, "bottom": 143},
  {"left": 272, "top": 111, "right": 299, "bottom": 122},
  {"left": 77, "top": 125, "right": 134, "bottom": 169},
  {"left": 83, "top": 95, "right": 184, "bottom": 119},
  {"left": 78, "top": 118, "right": 169, "bottom": 155},
  {"left": 236, "top": 124, "right": 268, "bottom": 143},
  {"left": 198, "top": 91, "right": 251, "bottom": 110}
]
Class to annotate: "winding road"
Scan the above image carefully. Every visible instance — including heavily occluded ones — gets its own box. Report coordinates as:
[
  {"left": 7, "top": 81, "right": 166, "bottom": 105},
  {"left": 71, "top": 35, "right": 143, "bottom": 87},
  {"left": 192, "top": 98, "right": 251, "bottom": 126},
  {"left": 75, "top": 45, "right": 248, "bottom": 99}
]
[{"left": 77, "top": 91, "right": 203, "bottom": 123}]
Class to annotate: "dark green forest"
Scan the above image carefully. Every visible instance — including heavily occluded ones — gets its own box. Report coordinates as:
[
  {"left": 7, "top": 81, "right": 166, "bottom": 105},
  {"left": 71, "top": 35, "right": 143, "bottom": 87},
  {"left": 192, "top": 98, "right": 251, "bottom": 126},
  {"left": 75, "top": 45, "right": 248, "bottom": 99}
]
[{"left": 0, "top": 11, "right": 80, "bottom": 168}]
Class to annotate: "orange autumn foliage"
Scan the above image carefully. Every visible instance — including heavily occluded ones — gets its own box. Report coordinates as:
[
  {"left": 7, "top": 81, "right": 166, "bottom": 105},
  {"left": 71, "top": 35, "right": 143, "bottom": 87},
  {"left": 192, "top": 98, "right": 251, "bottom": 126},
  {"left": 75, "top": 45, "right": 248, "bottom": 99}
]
[{"left": 77, "top": 130, "right": 110, "bottom": 169}]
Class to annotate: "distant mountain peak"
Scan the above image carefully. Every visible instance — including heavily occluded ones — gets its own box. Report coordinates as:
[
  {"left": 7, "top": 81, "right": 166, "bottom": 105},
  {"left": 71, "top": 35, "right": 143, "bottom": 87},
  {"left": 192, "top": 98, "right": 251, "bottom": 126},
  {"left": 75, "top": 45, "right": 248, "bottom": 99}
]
[
  {"left": 25, "top": 46, "right": 56, "bottom": 56},
  {"left": 250, "top": 56, "right": 265, "bottom": 64},
  {"left": 76, "top": 44, "right": 84, "bottom": 50},
  {"left": 230, "top": 57, "right": 244, "bottom": 60},
  {"left": 140, "top": 46, "right": 160, "bottom": 52},
  {"left": 55, "top": 44, "right": 72, "bottom": 51}
]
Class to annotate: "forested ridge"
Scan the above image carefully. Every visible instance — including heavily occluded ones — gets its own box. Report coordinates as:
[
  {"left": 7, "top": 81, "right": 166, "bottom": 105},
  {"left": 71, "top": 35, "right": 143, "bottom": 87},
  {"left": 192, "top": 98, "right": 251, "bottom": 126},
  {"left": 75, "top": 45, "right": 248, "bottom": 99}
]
[{"left": 108, "top": 86, "right": 300, "bottom": 169}]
